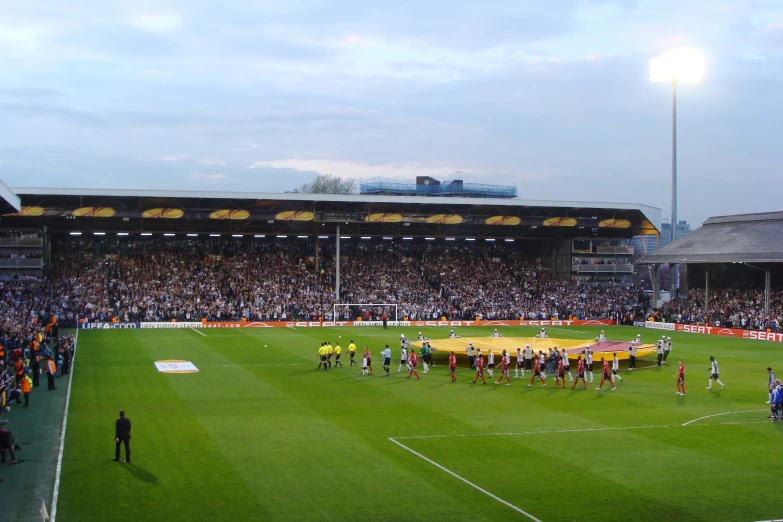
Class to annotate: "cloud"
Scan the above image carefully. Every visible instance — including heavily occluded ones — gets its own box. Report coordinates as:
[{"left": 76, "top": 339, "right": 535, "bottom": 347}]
[
  {"left": 0, "top": 24, "right": 43, "bottom": 52},
  {"left": 130, "top": 13, "right": 184, "bottom": 32},
  {"left": 1, "top": 0, "right": 782, "bottom": 227}
]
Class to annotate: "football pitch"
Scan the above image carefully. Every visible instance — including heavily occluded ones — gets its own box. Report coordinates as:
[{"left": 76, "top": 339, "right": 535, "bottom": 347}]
[{"left": 55, "top": 325, "right": 782, "bottom": 522}]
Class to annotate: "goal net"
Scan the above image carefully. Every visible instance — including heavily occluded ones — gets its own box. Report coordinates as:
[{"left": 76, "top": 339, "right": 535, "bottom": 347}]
[{"left": 333, "top": 303, "right": 399, "bottom": 322}]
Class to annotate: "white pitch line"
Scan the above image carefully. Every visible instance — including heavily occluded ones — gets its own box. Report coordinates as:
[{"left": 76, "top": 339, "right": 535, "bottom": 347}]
[
  {"left": 395, "top": 424, "right": 673, "bottom": 440},
  {"left": 190, "top": 327, "right": 207, "bottom": 337},
  {"left": 388, "top": 437, "right": 543, "bottom": 522},
  {"left": 681, "top": 409, "right": 768, "bottom": 427},
  {"left": 50, "top": 329, "right": 78, "bottom": 522},
  {"left": 396, "top": 419, "right": 773, "bottom": 441}
]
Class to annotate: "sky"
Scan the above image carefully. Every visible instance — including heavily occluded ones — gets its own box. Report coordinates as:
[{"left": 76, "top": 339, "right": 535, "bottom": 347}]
[{"left": 0, "top": 0, "right": 781, "bottom": 227}]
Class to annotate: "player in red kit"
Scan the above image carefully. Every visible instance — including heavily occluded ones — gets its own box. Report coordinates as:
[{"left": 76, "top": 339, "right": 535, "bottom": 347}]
[
  {"left": 676, "top": 360, "right": 686, "bottom": 395},
  {"left": 407, "top": 350, "right": 420, "bottom": 380},
  {"left": 448, "top": 351, "right": 457, "bottom": 382},
  {"left": 528, "top": 357, "right": 546, "bottom": 387},
  {"left": 597, "top": 358, "right": 616, "bottom": 391},
  {"left": 473, "top": 352, "right": 486, "bottom": 384},
  {"left": 555, "top": 358, "right": 566, "bottom": 388},
  {"left": 571, "top": 356, "right": 587, "bottom": 389},
  {"left": 495, "top": 350, "right": 511, "bottom": 385},
  {"left": 364, "top": 348, "right": 373, "bottom": 376}
]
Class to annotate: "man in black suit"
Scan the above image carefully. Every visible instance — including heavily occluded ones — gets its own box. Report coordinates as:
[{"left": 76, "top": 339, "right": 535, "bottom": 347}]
[{"left": 113, "top": 410, "right": 131, "bottom": 463}]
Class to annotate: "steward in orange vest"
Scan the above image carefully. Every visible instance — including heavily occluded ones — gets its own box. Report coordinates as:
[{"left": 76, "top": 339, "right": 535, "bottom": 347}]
[
  {"left": 14, "top": 360, "right": 24, "bottom": 387},
  {"left": 21, "top": 373, "right": 33, "bottom": 407},
  {"left": 46, "top": 357, "right": 57, "bottom": 391}
]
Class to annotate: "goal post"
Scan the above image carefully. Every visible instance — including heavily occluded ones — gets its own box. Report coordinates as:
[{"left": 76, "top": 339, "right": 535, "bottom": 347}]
[{"left": 333, "top": 303, "right": 398, "bottom": 322}]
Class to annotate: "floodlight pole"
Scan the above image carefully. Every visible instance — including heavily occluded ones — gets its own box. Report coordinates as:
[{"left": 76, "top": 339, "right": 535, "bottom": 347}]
[{"left": 670, "top": 77, "right": 678, "bottom": 299}]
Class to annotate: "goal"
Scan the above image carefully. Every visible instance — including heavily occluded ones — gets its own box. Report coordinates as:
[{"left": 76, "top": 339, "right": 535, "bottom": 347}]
[{"left": 333, "top": 303, "right": 399, "bottom": 322}]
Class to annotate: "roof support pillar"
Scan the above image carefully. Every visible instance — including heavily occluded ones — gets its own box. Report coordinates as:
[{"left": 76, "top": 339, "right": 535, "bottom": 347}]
[
  {"left": 765, "top": 269, "right": 771, "bottom": 317},
  {"left": 653, "top": 264, "right": 661, "bottom": 305},
  {"left": 704, "top": 268, "right": 709, "bottom": 312},
  {"left": 315, "top": 238, "right": 319, "bottom": 275}
]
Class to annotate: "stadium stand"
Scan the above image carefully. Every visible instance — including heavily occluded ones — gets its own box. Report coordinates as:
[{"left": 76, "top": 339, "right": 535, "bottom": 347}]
[
  {"left": 41, "top": 236, "right": 643, "bottom": 324},
  {"left": 658, "top": 288, "right": 782, "bottom": 331}
]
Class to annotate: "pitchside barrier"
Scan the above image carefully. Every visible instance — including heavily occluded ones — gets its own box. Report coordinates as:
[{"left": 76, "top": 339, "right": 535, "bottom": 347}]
[
  {"left": 639, "top": 320, "right": 783, "bottom": 343},
  {"left": 79, "top": 319, "right": 614, "bottom": 329},
  {"left": 76, "top": 318, "right": 783, "bottom": 344}
]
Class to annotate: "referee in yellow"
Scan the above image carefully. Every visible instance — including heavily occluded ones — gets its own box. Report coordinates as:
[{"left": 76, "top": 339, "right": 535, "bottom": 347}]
[
  {"left": 348, "top": 341, "right": 357, "bottom": 366},
  {"left": 326, "top": 341, "right": 334, "bottom": 369},
  {"left": 334, "top": 342, "right": 343, "bottom": 368},
  {"left": 316, "top": 343, "right": 328, "bottom": 371}
]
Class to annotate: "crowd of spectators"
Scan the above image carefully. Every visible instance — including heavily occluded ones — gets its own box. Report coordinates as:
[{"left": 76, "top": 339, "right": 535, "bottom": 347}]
[
  {"left": 1, "top": 234, "right": 779, "bottom": 331},
  {"left": 0, "top": 230, "right": 41, "bottom": 246},
  {"left": 23, "top": 237, "right": 644, "bottom": 324},
  {"left": 0, "top": 251, "right": 42, "bottom": 259},
  {"left": 1, "top": 314, "right": 75, "bottom": 471},
  {"left": 658, "top": 288, "right": 782, "bottom": 331}
]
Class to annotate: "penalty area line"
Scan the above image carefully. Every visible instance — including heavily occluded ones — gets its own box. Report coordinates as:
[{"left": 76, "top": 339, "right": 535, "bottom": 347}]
[
  {"left": 395, "top": 419, "right": 771, "bottom": 441},
  {"left": 388, "top": 437, "right": 543, "bottom": 522},
  {"left": 190, "top": 327, "right": 207, "bottom": 337},
  {"left": 395, "top": 424, "right": 673, "bottom": 440},
  {"left": 681, "top": 409, "right": 768, "bottom": 427}
]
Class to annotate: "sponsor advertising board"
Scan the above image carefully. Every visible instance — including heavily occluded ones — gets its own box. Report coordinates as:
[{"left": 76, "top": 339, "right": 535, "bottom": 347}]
[
  {"left": 81, "top": 319, "right": 615, "bottom": 329},
  {"left": 76, "top": 318, "right": 782, "bottom": 342},
  {"left": 140, "top": 322, "right": 204, "bottom": 329},
  {"left": 644, "top": 321, "right": 675, "bottom": 331},
  {"left": 676, "top": 324, "right": 783, "bottom": 343},
  {"left": 518, "top": 320, "right": 615, "bottom": 327},
  {"left": 80, "top": 322, "right": 139, "bottom": 329}
]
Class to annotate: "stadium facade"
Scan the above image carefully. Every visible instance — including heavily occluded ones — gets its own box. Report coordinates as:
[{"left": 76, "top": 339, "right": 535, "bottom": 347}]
[{"left": 1, "top": 185, "right": 661, "bottom": 281}]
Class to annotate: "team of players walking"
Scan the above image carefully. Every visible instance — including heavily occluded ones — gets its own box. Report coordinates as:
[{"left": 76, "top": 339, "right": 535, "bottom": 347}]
[
  {"left": 314, "top": 330, "right": 741, "bottom": 398},
  {"left": 315, "top": 331, "right": 783, "bottom": 422}
]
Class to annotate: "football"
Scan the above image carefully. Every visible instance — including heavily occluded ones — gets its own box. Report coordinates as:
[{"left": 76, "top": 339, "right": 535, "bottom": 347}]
[{"left": 264, "top": 344, "right": 268, "bottom": 348}]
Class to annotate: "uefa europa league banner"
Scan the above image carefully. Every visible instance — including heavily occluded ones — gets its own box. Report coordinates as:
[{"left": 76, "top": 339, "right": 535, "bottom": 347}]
[{"left": 8, "top": 206, "right": 638, "bottom": 229}]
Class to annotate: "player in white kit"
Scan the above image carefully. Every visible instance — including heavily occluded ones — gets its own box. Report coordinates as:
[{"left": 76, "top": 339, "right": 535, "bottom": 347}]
[
  {"left": 707, "top": 356, "right": 726, "bottom": 390},
  {"left": 584, "top": 346, "right": 594, "bottom": 383},
  {"left": 612, "top": 353, "right": 623, "bottom": 382},
  {"left": 514, "top": 348, "right": 524, "bottom": 378},
  {"left": 397, "top": 346, "right": 408, "bottom": 372}
]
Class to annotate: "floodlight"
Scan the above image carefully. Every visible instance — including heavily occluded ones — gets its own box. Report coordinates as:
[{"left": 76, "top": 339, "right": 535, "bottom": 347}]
[{"left": 649, "top": 47, "right": 705, "bottom": 84}]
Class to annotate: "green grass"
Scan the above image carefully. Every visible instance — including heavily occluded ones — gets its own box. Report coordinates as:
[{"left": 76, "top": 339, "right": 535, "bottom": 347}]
[{"left": 56, "top": 325, "right": 783, "bottom": 522}]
